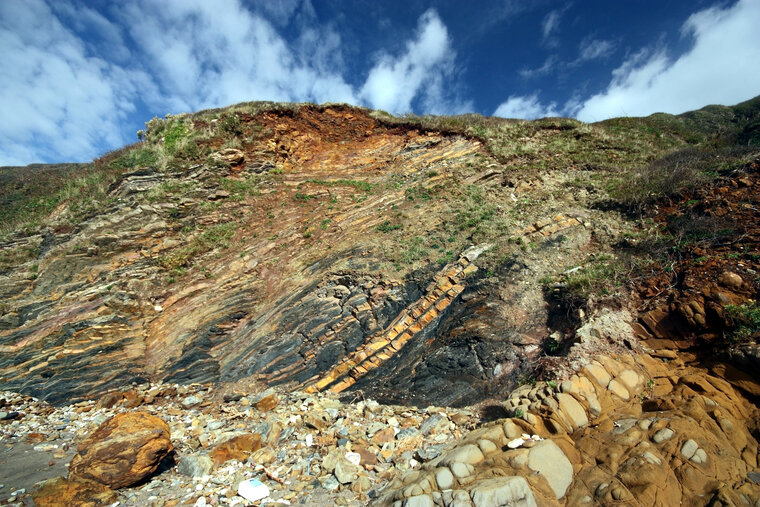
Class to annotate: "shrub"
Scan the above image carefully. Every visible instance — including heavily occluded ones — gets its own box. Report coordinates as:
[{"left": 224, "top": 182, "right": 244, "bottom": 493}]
[
  {"left": 375, "top": 220, "right": 402, "bottom": 233},
  {"left": 611, "top": 145, "right": 759, "bottom": 208}
]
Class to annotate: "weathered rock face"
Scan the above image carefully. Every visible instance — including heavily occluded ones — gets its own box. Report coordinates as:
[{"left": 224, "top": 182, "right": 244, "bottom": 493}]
[
  {"left": 2, "top": 101, "right": 758, "bottom": 506},
  {"left": 68, "top": 411, "right": 173, "bottom": 488},
  {"left": 380, "top": 353, "right": 760, "bottom": 506},
  {"left": 0, "top": 105, "right": 594, "bottom": 407}
]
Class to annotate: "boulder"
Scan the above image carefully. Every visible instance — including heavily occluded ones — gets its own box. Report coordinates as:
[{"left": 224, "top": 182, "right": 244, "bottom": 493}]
[
  {"left": 68, "top": 412, "right": 173, "bottom": 489},
  {"left": 32, "top": 477, "right": 119, "bottom": 507},
  {"left": 718, "top": 271, "right": 743, "bottom": 290}
]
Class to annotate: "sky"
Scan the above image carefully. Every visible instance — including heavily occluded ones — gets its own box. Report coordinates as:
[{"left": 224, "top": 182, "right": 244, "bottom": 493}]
[{"left": 1, "top": 0, "right": 759, "bottom": 165}]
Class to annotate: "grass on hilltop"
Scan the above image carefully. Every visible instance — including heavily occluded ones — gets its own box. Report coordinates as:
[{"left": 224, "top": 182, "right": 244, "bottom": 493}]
[{"left": 2, "top": 96, "right": 759, "bottom": 242}]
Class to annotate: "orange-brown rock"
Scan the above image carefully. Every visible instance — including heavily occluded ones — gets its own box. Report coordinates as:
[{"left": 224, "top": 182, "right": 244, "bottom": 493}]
[
  {"left": 371, "top": 427, "right": 395, "bottom": 445},
  {"left": 95, "top": 392, "right": 123, "bottom": 409},
  {"left": 210, "top": 433, "right": 262, "bottom": 467},
  {"left": 26, "top": 432, "right": 47, "bottom": 443},
  {"left": 68, "top": 412, "right": 173, "bottom": 489},
  {"left": 355, "top": 447, "right": 378, "bottom": 467},
  {"left": 32, "top": 477, "right": 119, "bottom": 507},
  {"left": 122, "top": 389, "right": 144, "bottom": 408},
  {"left": 254, "top": 394, "right": 279, "bottom": 412}
]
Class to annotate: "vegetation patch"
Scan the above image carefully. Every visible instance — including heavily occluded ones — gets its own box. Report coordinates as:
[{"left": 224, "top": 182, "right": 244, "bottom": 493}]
[
  {"left": 375, "top": 221, "right": 403, "bottom": 233},
  {"left": 159, "top": 222, "right": 237, "bottom": 272},
  {"left": 725, "top": 301, "right": 760, "bottom": 342}
]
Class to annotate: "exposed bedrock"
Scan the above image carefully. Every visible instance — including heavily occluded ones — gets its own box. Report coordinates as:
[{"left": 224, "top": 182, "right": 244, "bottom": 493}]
[{"left": 0, "top": 105, "right": 600, "bottom": 406}]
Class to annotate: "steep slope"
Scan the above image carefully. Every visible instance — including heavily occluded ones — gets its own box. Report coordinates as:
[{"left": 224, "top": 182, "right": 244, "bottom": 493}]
[
  {"left": 1, "top": 99, "right": 759, "bottom": 506},
  {"left": 0, "top": 100, "right": 758, "bottom": 410}
]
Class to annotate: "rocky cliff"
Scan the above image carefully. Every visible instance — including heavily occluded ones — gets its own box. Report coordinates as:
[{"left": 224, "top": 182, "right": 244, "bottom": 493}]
[{"left": 1, "top": 99, "right": 759, "bottom": 505}]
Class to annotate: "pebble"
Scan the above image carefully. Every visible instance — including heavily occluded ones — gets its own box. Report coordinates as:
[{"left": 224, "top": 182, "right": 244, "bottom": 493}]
[
  {"left": 0, "top": 382, "right": 476, "bottom": 506},
  {"left": 181, "top": 395, "right": 202, "bottom": 408}
]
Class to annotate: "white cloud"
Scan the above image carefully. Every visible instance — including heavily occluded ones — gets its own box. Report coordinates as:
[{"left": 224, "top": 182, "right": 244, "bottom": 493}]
[
  {"left": 540, "top": 5, "right": 570, "bottom": 48},
  {"left": 575, "top": 0, "right": 760, "bottom": 122},
  {"left": 118, "top": 0, "right": 360, "bottom": 112},
  {"left": 359, "top": 10, "right": 458, "bottom": 114},
  {"left": 519, "top": 56, "right": 558, "bottom": 79},
  {"left": 578, "top": 38, "right": 615, "bottom": 61},
  {"left": 1, "top": 1, "right": 470, "bottom": 164},
  {"left": 0, "top": 0, "right": 144, "bottom": 165},
  {"left": 493, "top": 94, "right": 559, "bottom": 120}
]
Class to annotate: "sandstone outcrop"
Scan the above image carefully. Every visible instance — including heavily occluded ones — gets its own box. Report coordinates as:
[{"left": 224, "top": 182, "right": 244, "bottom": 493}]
[
  {"left": 378, "top": 353, "right": 760, "bottom": 506},
  {"left": 68, "top": 411, "right": 173, "bottom": 488},
  {"left": 0, "top": 101, "right": 758, "bottom": 506}
]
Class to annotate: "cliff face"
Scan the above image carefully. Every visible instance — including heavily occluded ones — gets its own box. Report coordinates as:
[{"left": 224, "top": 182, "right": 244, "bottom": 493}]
[
  {"left": 0, "top": 106, "right": 569, "bottom": 406},
  {"left": 1, "top": 100, "right": 760, "bottom": 505},
  {"left": 1, "top": 101, "right": 758, "bottom": 411}
]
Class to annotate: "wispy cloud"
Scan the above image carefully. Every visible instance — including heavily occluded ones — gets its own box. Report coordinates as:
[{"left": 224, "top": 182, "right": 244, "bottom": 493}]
[
  {"left": 540, "top": 5, "right": 570, "bottom": 48},
  {"left": 575, "top": 0, "right": 760, "bottom": 121},
  {"left": 360, "top": 9, "right": 464, "bottom": 114},
  {"left": 519, "top": 55, "right": 558, "bottom": 79},
  {"left": 577, "top": 38, "right": 615, "bottom": 62},
  {"left": 493, "top": 94, "right": 559, "bottom": 120}
]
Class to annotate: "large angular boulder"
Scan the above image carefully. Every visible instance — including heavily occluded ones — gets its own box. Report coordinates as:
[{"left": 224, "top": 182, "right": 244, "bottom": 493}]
[{"left": 68, "top": 411, "right": 173, "bottom": 489}]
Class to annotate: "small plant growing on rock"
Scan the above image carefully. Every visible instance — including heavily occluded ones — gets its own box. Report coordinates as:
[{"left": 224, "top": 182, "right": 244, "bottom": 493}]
[{"left": 724, "top": 301, "right": 760, "bottom": 341}]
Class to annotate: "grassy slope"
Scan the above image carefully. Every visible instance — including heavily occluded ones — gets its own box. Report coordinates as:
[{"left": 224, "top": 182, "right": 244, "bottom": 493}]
[{"left": 2, "top": 95, "right": 759, "bottom": 258}]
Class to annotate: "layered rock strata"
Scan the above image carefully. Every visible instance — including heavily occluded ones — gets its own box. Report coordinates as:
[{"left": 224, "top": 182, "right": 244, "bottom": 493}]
[
  {"left": 0, "top": 105, "right": 595, "bottom": 407},
  {"left": 303, "top": 244, "right": 490, "bottom": 394},
  {"left": 378, "top": 353, "right": 760, "bottom": 506}
]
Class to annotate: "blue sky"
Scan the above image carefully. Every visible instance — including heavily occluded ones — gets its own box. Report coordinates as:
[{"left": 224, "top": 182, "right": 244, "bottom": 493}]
[{"left": 1, "top": 0, "right": 759, "bottom": 165}]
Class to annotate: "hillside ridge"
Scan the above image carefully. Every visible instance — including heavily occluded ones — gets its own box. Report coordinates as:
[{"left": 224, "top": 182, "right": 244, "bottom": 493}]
[{"left": 0, "top": 98, "right": 759, "bottom": 505}]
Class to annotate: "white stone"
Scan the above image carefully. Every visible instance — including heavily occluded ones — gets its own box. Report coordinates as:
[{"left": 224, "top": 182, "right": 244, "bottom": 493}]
[
  {"left": 507, "top": 438, "right": 524, "bottom": 449},
  {"left": 443, "top": 444, "right": 484, "bottom": 466},
  {"left": 345, "top": 451, "right": 361, "bottom": 466},
  {"left": 402, "top": 494, "right": 434, "bottom": 507},
  {"left": 681, "top": 439, "right": 699, "bottom": 460},
  {"left": 450, "top": 462, "right": 474, "bottom": 478},
  {"left": 237, "top": 479, "right": 269, "bottom": 503},
  {"left": 528, "top": 440, "right": 573, "bottom": 499},
  {"left": 435, "top": 467, "right": 454, "bottom": 490},
  {"left": 652, "top": 428, "right": 674, "bottom": 444}
]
